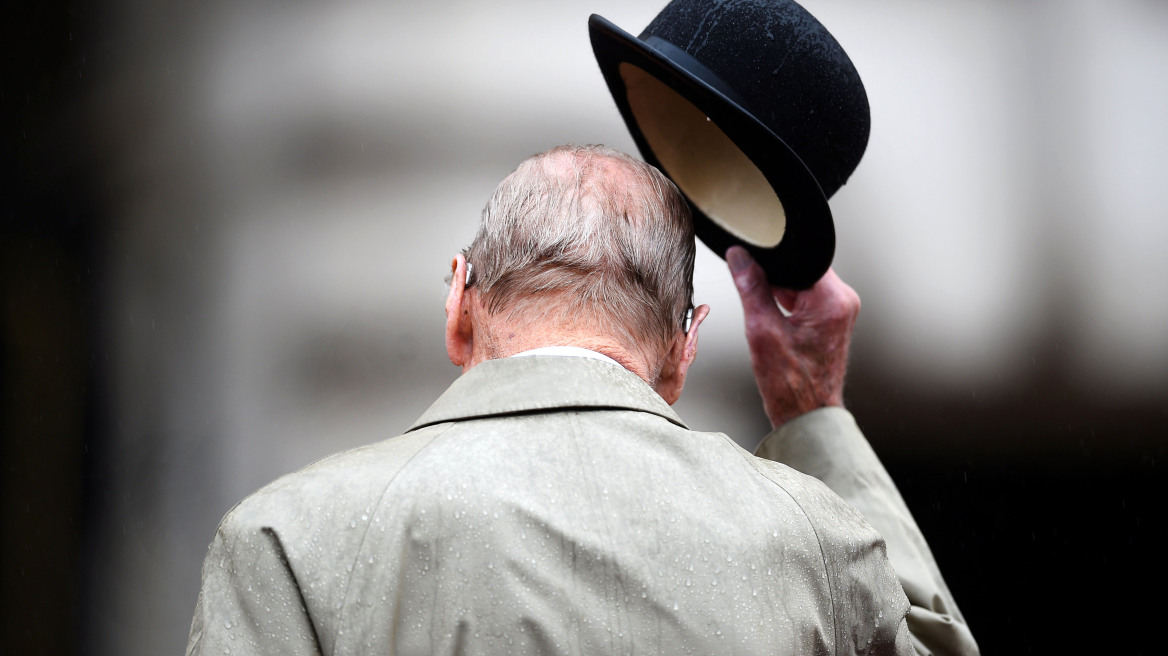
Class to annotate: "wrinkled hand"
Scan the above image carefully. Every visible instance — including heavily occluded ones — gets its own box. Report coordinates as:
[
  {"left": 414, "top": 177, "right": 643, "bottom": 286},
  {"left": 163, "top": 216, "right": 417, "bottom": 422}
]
[{"left": 727, "top": 246, "right": 860, "bottom": 429}]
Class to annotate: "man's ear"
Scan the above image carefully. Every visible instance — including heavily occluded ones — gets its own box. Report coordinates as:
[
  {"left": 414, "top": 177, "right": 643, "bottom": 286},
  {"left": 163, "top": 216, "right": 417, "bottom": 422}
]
[
  {"left": 445, "top": 254, "right": 474, "bottom": 369},
  {"left": 654, "top": 304, "right": 710, "bottom": 405}
]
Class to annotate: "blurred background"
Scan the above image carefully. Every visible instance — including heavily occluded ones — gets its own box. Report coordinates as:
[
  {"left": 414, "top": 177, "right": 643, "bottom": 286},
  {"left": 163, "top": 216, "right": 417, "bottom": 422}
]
[{"left": 2, "top": 0, "right": 1165, "bottom": 653}]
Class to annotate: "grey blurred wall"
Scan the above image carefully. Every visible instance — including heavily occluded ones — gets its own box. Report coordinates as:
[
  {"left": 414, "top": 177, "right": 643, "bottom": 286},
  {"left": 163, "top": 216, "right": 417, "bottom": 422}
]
[{"left": 3, "top": 0, "right": 1166, "bottom": 654}]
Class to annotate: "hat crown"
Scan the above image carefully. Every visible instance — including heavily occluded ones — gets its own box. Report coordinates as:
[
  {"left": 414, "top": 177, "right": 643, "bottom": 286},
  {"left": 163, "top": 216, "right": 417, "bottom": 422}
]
[{"left": 640, "top": 0, "right": 869, "bottom": 198}]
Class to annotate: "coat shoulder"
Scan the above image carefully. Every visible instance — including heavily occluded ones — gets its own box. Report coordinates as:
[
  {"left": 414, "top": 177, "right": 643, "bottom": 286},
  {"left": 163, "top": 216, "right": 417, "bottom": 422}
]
[
  {"left": 219, "top": 423, "right": 453, "bottom": 535},
  {"left": 746, "top": 449, "right": 911, "bottom": 652}
]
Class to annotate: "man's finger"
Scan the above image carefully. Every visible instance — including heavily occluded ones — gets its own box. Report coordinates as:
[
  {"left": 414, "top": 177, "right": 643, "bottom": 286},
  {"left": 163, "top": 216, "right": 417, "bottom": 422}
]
[
  {"left": 727, "top": 246, "right": 784, "bottom": 324},
  {"left": 798, "top": 268, "right": 861, "bottom": 323}
]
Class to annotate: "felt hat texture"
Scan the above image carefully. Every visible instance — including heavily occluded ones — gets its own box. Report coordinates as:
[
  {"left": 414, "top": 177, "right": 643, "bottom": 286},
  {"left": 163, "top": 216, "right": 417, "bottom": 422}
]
[{"left": 590, "top": 0, "right": 870, "bottom": 288}]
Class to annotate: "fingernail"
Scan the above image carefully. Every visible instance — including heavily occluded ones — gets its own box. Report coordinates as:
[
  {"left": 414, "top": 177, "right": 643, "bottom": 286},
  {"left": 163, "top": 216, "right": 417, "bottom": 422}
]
[{"left": 726, "top": 246, "right": 751, "bottom": 274}]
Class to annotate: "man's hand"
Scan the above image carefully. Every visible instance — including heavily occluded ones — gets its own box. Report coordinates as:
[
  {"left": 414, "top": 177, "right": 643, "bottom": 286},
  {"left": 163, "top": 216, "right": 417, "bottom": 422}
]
[{"left": 727, "top": 246, "right": 861, "bottom": 429}]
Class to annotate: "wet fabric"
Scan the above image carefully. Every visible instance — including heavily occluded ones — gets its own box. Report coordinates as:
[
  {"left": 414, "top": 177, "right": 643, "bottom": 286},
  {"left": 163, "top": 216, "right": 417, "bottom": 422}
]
[{"left": 187, "top": 355, "right": 977, "bottom": 655}]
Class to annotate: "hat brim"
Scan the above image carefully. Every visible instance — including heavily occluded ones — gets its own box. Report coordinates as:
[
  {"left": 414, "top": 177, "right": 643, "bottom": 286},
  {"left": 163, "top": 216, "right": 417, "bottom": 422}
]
[{"left": 589, "top": 13, "right": 834, "bottom": 290}]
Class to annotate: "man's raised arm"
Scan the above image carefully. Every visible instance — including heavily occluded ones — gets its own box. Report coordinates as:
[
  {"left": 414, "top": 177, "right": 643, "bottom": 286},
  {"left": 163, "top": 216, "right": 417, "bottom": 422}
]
[{"left": 727, "top": 246, "right": 980, "bottom": 656}]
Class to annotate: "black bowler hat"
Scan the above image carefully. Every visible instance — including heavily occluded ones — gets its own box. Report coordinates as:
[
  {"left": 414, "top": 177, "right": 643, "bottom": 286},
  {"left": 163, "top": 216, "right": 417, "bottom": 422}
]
[{"left": 589, "top": 0, "right": 870, "bottom": 289}]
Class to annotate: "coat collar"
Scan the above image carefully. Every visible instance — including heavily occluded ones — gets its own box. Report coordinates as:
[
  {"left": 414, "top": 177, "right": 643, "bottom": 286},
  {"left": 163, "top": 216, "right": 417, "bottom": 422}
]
[{"left": 408, "top": 355, "right": 687, "bottom": 431}]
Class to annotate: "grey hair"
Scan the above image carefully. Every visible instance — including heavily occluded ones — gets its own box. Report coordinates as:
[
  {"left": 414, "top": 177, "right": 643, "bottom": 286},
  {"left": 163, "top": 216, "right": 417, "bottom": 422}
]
[{"left": 464, "top": 144, "right": 695, "bottom": 359}]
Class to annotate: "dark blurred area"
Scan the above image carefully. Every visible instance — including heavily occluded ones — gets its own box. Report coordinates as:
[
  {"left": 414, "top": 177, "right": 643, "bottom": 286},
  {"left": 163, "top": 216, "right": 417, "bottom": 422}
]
[
  {"left": 2, "top": 0, "right": 1165, "bottom": 654},
  {"left": 1, "top": 1, "right": 100, "bottom": 655},
  {"left": 848, "top": 369, "right": 1167, "bottom": 654}
]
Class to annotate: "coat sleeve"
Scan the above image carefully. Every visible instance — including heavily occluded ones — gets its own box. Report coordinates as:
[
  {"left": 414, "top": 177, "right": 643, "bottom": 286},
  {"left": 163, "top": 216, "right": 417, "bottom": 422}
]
[
  {"left": 755, "top": 407, "right": 980, "bottom": 656},
  {"left": 186, "top": 509, "right": 323, "bottom": 656}
]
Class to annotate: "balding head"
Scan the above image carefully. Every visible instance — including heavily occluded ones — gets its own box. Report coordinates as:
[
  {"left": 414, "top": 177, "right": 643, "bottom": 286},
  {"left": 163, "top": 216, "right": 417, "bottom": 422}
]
[{"left": 462, "top": 145, "right": 696, "bottom": 371}]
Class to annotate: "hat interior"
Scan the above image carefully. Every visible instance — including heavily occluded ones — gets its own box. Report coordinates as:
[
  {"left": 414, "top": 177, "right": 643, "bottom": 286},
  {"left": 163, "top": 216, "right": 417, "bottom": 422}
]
[{"left": 619, "top": 62, "right": 786, "bottom": 248}]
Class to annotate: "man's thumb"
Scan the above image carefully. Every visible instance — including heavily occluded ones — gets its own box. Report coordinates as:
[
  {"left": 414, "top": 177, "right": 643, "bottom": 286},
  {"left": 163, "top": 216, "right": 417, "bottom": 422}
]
[{"left": 727, "top": 246, "right": 781, "bottom": 321}]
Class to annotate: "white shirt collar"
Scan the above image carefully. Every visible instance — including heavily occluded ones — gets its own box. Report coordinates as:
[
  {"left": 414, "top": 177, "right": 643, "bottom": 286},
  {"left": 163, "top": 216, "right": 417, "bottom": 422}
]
[{"left": 510, "top": 346, "right": 622, "bottom": 368}]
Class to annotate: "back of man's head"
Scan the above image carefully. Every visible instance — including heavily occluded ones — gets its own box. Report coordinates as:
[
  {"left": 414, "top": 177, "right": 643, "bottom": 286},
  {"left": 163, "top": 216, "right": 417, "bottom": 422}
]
[{"left": 464, "top": 145, "right": 695, "bottom": 363}]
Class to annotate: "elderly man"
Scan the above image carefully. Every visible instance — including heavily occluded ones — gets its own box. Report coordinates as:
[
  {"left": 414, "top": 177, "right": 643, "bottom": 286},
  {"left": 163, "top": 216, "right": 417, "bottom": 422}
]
[{"left": 187, "top": 145, "right": 977, "bottom": 655}]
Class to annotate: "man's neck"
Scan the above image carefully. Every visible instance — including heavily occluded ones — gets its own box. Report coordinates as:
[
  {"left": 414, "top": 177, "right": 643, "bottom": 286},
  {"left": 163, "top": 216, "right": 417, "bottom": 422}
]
[{"left": 470, "top": 330, "right": 657, "bottom": 384}]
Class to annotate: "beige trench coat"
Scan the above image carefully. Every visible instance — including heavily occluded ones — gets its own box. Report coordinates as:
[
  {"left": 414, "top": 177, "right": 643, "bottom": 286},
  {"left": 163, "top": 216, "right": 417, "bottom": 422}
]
[{"left": 187, "top": 355, "right": 978, "bottom": 655}]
